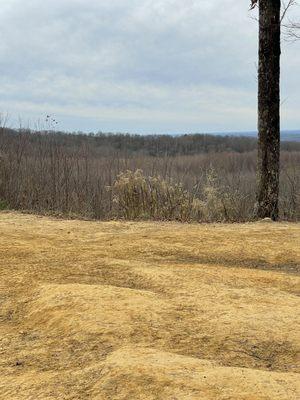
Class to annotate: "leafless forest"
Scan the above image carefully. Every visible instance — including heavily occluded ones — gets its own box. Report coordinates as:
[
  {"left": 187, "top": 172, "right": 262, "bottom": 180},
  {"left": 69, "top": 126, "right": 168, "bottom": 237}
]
[{"left": 0, "top": 127, "right": 299, "bottom": 221}]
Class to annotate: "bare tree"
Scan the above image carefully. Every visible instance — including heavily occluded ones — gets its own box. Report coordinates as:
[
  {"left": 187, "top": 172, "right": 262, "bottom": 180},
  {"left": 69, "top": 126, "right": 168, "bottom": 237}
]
[
  {"left": 251, "top": 0, "right": 281, "bottom": 220},
  {"left": 251, "top": 1, "right": 299, "bottom": 220}
]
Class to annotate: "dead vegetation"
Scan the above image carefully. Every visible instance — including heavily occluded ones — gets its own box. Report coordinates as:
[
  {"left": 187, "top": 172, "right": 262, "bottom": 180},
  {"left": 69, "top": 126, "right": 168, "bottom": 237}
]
[
  {"left": 0, "top": 212, "right": 299, "bottom": 399},
  {"left": 1, "top": 128, "right": 300, "bottom": 221}
]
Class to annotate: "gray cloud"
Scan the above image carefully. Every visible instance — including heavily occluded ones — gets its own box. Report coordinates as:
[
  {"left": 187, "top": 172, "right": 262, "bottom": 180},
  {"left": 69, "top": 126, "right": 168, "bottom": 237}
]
[{"left": 0, "top": 0, "right": 299, "bottom": 133}]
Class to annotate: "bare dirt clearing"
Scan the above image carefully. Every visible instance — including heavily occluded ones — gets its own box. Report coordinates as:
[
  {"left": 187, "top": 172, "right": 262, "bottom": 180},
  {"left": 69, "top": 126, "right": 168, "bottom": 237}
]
[{"left": 0, "top": 212, "right": 299, "bottom": 399}]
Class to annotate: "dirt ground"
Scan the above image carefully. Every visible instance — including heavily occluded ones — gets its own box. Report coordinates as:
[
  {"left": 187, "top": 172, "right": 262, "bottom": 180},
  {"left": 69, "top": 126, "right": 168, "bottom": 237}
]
[{"left": 0, "top": 211, "right": 299, "bottom": 399}]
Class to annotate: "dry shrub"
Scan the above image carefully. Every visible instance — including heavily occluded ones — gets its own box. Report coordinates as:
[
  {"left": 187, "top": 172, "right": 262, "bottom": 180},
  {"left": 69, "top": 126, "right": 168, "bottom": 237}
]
[
  {"left": 110, "top": 170, "right": 202, "bottom": 221},
  {"left": 200, "top": 169, "right": 255, "bottom": 222},
  {"left": 200, "top": 169, "right": 225, "bottom": 222},
  {"left": 109, "top": 169, "right": 252, "bottom": 222}
]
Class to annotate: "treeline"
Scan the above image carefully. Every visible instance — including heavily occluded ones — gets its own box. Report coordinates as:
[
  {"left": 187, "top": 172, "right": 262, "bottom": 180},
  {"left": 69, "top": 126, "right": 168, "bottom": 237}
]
[
  {"left": 2, "top": 128, "right": 300, "bottom": 156},
  {"left": 0, "top": 127, "right": 299, "bottom": 221}
]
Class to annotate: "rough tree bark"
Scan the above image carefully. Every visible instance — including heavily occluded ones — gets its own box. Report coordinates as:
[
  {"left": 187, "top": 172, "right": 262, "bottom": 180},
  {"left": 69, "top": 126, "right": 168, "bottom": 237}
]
[{"left": 254, "top": 0, "right": 281, "bottom": 220}]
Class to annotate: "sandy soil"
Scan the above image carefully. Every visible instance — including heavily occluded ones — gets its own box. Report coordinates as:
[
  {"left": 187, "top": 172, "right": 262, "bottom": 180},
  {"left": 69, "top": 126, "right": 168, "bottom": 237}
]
[{"left": 0, "top": 211, "right": 299, "bottom": 399}]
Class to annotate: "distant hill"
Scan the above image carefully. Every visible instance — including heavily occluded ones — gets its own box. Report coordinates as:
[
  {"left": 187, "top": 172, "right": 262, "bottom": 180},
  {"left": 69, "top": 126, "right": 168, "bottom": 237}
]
[
  {"left": 212, "top": 130, "right": 300, "bottom": 142},
  {"left": 2, "top": 128, "right": 300, "bottom": 158}
]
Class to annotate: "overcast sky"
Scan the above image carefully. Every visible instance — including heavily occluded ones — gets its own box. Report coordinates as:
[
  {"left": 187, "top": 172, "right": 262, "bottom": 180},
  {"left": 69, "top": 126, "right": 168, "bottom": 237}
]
[{"left": 0, "top": 0, "right": 299, "bottom": 134}]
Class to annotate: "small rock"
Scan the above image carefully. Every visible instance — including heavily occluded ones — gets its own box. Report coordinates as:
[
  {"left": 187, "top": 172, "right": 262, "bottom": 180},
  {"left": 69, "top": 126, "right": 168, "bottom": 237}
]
[
  {"left": 15, "top": 360, "right": 24, "bottom": 367},
  {"left": 258, "top": 217, "right": 273, "bottom": 223}
]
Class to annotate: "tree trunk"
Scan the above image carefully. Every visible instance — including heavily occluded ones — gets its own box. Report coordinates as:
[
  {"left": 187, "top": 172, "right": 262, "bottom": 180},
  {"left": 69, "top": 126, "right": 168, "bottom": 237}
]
[{"left": 255, "top": 0, "right": 281, "bottom": 220}]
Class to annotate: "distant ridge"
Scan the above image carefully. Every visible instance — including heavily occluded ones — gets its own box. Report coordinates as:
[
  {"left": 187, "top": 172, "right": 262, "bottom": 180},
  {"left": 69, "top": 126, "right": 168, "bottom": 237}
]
[{"left": 210, "top": 130, "right": 300, "bottom": 142}]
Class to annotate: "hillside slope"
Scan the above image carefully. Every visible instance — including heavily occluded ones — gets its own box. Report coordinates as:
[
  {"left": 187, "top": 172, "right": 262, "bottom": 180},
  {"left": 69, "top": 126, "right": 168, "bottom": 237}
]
[{"left": 0, "top": 212, "right": 299, "bottom": 399}]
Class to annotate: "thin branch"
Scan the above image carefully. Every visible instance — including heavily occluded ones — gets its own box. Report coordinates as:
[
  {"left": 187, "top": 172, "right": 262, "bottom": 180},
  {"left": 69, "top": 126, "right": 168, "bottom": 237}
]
[
  {"left": 285, "top": 21, "right": 300, "bottom": 39},
  {"left": 281, "top": 0, "right": 297, "bottom": 23}
]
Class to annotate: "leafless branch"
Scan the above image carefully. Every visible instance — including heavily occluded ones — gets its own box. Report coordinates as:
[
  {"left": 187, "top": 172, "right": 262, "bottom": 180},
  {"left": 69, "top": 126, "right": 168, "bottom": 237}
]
[
  {"left": 281, "top": 0, "right": 297, "bottom": 23},
  {"left": 285, "top": 21, "right": 300, "bottom": 39},
  {"left": 249, "top": 0, "right": 258, "bottom": 10}
]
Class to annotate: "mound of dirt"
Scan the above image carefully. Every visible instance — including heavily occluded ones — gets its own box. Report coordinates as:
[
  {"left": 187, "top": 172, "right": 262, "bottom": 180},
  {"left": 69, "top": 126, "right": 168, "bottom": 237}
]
[
  {"left": 91, "top": 346, "right": 299, "bottom": 400},
  {"left": 0, "top": 212, "right": 299, "bottom": 399}
]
